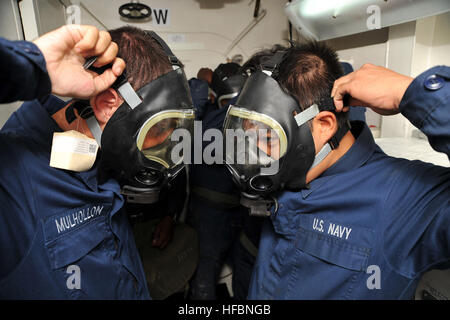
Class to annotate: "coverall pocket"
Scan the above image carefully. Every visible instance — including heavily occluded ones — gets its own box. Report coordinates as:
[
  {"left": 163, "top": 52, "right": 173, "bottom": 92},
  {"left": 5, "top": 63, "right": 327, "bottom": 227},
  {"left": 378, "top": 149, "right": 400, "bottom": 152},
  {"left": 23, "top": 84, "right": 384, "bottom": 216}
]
[
  {"left": 42, "top": 204, "right": 112, "bottom": 269},
  {"left": 41, "top": 204, "right": 123, "bottom": 299},
  {"left": 280, "top": 214, "right": 378, "bottom": 298},
  {"left": 295, "top": 228, "right": 370, "bottom": 272},
  {"left": 294, "top": 214, "right": 373, "bottom": 272},
  {"left": 289, "top": 226, "right": 373, "bottom": 299},
  {"left": 44, "top": 216, "right": 110, "bottom": 270}
]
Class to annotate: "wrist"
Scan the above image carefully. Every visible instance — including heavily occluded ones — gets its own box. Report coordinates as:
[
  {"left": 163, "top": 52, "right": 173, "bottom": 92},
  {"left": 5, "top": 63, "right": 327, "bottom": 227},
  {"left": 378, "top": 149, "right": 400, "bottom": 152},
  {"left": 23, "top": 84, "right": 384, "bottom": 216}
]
[
  {"left": 394, "top": 76, "right": 414, "bottom": 110},
  {"left": 32, "top": 38, "right": 48, "bottom": 63}
]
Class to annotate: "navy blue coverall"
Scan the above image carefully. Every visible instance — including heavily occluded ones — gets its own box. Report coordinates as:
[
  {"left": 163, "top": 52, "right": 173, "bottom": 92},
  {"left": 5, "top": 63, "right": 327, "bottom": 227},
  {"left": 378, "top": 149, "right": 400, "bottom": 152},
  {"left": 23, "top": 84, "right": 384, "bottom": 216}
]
[
  {"left": 249, "top": 66, "right": 450, "bottom": 299},
  {"left": 0, "top": 38, "right": 150, "bottom": 299}
]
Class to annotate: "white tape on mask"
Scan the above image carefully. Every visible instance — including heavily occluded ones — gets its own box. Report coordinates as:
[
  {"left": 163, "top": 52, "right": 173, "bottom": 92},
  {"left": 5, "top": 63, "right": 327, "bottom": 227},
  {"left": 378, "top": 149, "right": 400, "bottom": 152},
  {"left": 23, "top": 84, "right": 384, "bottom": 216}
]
[{"left": 294, "top": 104, "right": 320, "bottom": 127}]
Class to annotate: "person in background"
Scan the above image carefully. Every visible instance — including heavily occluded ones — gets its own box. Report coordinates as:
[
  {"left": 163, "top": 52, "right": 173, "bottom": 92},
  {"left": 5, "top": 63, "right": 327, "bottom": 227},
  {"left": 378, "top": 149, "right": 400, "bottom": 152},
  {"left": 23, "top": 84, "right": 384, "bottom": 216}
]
[
  {"left": 197, "top": 67, "right": 216, "bottom": 105},
  {"left": 187, "top": 62, "right": 248, "bottom": 300},
  {"left": 197, "top": 67, "right": 213, "bottom": 85},
  {"left": 189, "top": 68, "right": 211, "bottom": 120}
]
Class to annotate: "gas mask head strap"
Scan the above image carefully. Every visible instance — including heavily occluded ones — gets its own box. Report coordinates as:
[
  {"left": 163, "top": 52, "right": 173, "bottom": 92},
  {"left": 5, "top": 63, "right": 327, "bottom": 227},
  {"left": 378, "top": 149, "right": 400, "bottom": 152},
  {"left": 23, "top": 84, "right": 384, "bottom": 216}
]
[
  {"left": 294, "top": 96, "right": 351, "bottom": 168},
  {"left": 146, "top": 30, "right": 183, "bottom": 70},
  {"left": 85, "top": 68, "right": 141, "bottom": 146},
  {"left": 261, "top": 50, "right": 288, "bottom": 77}
]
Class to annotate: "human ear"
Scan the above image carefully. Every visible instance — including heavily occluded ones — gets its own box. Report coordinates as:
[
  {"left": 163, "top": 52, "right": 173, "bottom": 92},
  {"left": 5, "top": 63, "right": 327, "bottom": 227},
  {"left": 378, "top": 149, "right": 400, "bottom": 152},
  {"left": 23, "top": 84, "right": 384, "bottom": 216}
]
[
  {"left": 90, "top": 88, "right": 123, "bottom": 125},
  {"left": 310, "top": 111, "right": 338, "bottom": 153}
]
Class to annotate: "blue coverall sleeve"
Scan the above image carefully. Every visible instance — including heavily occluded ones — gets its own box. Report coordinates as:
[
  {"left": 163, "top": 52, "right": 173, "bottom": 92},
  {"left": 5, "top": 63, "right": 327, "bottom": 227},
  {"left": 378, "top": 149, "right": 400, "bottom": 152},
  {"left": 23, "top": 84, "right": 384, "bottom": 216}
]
[
  {"left": 383, "top": 67, "right": 450, "bottom": 279},
  {"left": 399, "top": 66, "right": 450, "bottom": 157},
  {"left": 0, "top": 38, "right": 51, "bottom": 103},
  {"left": 0, "top": 133, "right": 37, "bottom": 280},
  {"left": 382, "top": 160, "right": 450, "bottom": 279}
]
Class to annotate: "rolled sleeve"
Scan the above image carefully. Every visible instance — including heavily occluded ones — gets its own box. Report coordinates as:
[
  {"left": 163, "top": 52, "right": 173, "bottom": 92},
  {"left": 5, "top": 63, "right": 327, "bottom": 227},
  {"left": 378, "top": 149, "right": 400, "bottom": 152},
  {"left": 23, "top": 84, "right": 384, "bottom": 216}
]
[{"left": 399, "top": 66, "right": 450, "bottom": 157}]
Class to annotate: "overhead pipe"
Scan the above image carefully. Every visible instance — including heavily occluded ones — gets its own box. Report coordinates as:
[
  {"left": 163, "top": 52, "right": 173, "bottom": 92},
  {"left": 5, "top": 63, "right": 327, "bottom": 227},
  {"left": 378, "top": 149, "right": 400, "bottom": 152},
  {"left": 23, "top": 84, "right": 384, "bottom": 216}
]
[{"left": 224, "top": 8, "right": 267, "bottom": 57}]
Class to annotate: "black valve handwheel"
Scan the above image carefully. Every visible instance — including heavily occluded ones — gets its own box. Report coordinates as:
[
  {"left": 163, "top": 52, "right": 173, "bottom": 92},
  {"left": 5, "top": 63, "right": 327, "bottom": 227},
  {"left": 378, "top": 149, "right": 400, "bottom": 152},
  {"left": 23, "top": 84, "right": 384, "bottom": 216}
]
[{"left": 119, "top": 2, "right": 151, "bottom": 19}]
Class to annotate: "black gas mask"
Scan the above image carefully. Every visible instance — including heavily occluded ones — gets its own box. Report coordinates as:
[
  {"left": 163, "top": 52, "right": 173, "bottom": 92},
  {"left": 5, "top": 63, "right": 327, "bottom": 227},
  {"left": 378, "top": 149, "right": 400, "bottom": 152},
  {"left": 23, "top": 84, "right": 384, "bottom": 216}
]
[
  {"left": 75, "top": 32, "right": 195, "bottom": 204},
  {"left": 211, "top": 64, "right": 247, "bottom": 107},
  {"left": 223, "top": 51, "right": 350, "bottom": 216}
]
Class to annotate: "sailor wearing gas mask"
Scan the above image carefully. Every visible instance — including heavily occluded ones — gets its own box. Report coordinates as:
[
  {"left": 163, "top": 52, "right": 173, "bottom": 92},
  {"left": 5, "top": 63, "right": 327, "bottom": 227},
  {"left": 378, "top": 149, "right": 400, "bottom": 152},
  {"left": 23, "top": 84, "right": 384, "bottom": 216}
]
[
  {"left": 0, "top": 25, "right": 194, "bottom": 299},
  {"left": 223, "top": 41, "right": 450, "bottom": 299}
]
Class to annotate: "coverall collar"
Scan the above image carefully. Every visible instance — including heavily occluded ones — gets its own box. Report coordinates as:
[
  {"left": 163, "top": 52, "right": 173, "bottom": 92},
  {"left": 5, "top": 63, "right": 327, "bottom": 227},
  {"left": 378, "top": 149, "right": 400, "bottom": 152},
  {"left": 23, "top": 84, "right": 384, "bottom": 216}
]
[{"left": 18, "top": 96, "right": 99, "bottom": 192}]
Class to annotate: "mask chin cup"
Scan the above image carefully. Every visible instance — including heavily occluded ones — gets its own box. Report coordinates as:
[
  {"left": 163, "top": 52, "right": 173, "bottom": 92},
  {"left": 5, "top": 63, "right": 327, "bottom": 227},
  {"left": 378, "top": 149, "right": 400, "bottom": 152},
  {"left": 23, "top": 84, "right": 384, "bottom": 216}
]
[
  {"left": 121, "top": 185, "right": 161, "bottom": 204},
  {"left": 240, "top": 192, "right": 278, "bottom": 217}
]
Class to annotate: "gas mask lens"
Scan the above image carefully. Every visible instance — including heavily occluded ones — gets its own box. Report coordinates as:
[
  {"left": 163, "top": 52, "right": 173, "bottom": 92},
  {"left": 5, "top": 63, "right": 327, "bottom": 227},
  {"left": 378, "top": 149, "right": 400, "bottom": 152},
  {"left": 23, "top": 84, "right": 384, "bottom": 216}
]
[
  {"left": 242, "top": 119, "right": 281, "bottom": 161},
  {"left": 136, "top": 109, "right": 195, "bottom": 168},
  {"left": 224, "top": 106, "right": 287, "bottom": 172}
]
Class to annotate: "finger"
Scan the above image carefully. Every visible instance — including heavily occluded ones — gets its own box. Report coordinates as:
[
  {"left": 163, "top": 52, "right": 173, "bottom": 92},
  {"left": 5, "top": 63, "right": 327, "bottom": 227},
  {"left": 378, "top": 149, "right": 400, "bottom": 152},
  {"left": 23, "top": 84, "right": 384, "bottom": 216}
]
[
  {"left": 74, "top": 26, "right": 99, "bottom": 55},
  {"left": 90, "top": 31, "right": 112, "bottom": 59},
  {"left": 93, "top": 41, "right": 118, "bottom": 67},
  {"left": 332, "top": 81, "right": 352, "bottom": 111},
  {"left": 331, "top": 73, "right": 352, "bottom": 98},
  {"left": 331, "top": 80, "right": 341, "bottom": 99},
  {"left": 112, "top": 57, "right": 126, "bottom": 77},
  {"left": 92, "top": 69, "right": 118, "bottom": 95}
]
